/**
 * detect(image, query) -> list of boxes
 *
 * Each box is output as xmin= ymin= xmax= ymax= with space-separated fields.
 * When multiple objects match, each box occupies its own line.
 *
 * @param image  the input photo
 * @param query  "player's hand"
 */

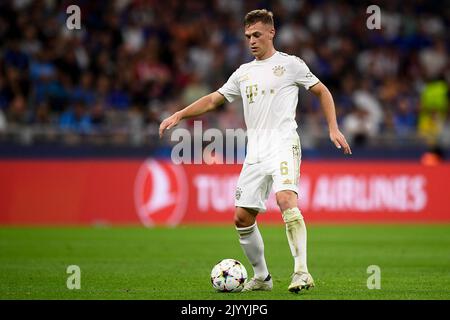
xmin=159 ymin=112 xmax=182 ymax=138
xmin=330 ymin=129 xmax=352 ymax=155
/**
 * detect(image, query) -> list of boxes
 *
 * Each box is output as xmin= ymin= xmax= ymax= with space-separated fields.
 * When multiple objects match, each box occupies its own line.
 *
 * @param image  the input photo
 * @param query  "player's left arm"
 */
xmin=309 ymin=82 xmax=352 ymax=155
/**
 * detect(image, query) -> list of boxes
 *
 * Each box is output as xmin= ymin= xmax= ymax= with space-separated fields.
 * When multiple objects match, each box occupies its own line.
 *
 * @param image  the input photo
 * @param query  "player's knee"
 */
xmin=234 ymin=215 xmax=252 ymax=228
xmin=234 ymin=208 xmax=256 ymax=228
xmin=276 ymin=191 xmax=297 ymax=211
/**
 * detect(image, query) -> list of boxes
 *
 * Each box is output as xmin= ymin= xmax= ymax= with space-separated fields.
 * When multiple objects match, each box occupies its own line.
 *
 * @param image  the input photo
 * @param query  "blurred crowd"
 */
xmin=0 ymin=0 xmax=448 ymax=148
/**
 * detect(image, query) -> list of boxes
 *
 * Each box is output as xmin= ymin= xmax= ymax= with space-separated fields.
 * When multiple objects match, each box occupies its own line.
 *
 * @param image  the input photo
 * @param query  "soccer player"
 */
xmin=159 ymin=9 xmax=352 ymax=293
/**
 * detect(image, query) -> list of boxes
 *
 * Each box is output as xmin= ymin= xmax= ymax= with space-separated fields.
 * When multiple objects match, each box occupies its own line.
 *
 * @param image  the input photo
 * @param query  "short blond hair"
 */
xmin=244 ymin=9 xmax=274 ymax=27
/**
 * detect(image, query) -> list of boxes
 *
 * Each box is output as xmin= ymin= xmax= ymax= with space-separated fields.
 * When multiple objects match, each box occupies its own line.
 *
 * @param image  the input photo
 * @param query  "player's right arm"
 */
xmin=159 ymin=91 xmax=225 ymax=138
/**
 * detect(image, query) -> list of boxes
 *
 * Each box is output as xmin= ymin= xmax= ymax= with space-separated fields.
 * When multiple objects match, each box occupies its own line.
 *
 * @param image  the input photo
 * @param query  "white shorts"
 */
xmin=235 ymin=137 xmax=301 ymax=212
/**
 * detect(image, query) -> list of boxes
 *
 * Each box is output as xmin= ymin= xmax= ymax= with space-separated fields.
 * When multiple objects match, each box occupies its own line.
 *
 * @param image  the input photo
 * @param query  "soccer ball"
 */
xmin=210 ymin=258 xmax=247 ymax=292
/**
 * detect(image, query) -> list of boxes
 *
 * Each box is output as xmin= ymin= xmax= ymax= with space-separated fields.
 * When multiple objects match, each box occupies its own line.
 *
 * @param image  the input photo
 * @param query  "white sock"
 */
xmin=282 ymin=207 xmax=308 ymax=274
xmin=236 ymin=222 xmax=269 ymax=280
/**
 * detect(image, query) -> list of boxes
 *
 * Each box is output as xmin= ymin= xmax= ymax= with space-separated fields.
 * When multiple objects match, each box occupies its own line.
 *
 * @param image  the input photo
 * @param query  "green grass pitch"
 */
xmin=1 ymin=224 xmax=449 ymax=300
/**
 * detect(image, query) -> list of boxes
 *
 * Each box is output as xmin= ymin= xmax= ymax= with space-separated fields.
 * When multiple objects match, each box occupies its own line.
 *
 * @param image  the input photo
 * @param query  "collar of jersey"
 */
xmin=253 ymin=51 xmax=279 ymax=64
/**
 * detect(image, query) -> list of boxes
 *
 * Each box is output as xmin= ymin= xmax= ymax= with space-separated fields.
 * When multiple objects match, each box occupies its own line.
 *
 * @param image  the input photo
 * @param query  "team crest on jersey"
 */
xmin=272 ymin=65 xmax=286 ymax=77
xmin=235 ymin=187 xmax=242 ymax=200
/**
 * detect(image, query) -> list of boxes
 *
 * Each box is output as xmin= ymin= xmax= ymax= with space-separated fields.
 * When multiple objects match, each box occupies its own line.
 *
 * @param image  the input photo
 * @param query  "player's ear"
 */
xmin=269 ymin=27 xmax=275 ymax=40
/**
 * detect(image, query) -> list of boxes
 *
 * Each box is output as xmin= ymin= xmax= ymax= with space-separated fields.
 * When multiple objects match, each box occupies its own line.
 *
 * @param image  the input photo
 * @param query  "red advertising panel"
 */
xmin=0 ymin=160 xmax=449 ymax=225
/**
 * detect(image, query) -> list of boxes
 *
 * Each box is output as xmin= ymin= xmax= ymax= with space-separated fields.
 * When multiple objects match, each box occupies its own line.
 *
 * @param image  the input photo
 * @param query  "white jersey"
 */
xmin=218 ymin=51 xmax=320 ymax=164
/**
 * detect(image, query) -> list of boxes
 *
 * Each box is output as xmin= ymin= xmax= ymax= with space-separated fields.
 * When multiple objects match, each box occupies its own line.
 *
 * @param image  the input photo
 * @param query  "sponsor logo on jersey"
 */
xmin=283 ymin=179 xmax=293 ymax=185
xmin=245 ymin=84 xmax=258 ymax=103
xmin=134 ymin=159 xmax=188 ymax=226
